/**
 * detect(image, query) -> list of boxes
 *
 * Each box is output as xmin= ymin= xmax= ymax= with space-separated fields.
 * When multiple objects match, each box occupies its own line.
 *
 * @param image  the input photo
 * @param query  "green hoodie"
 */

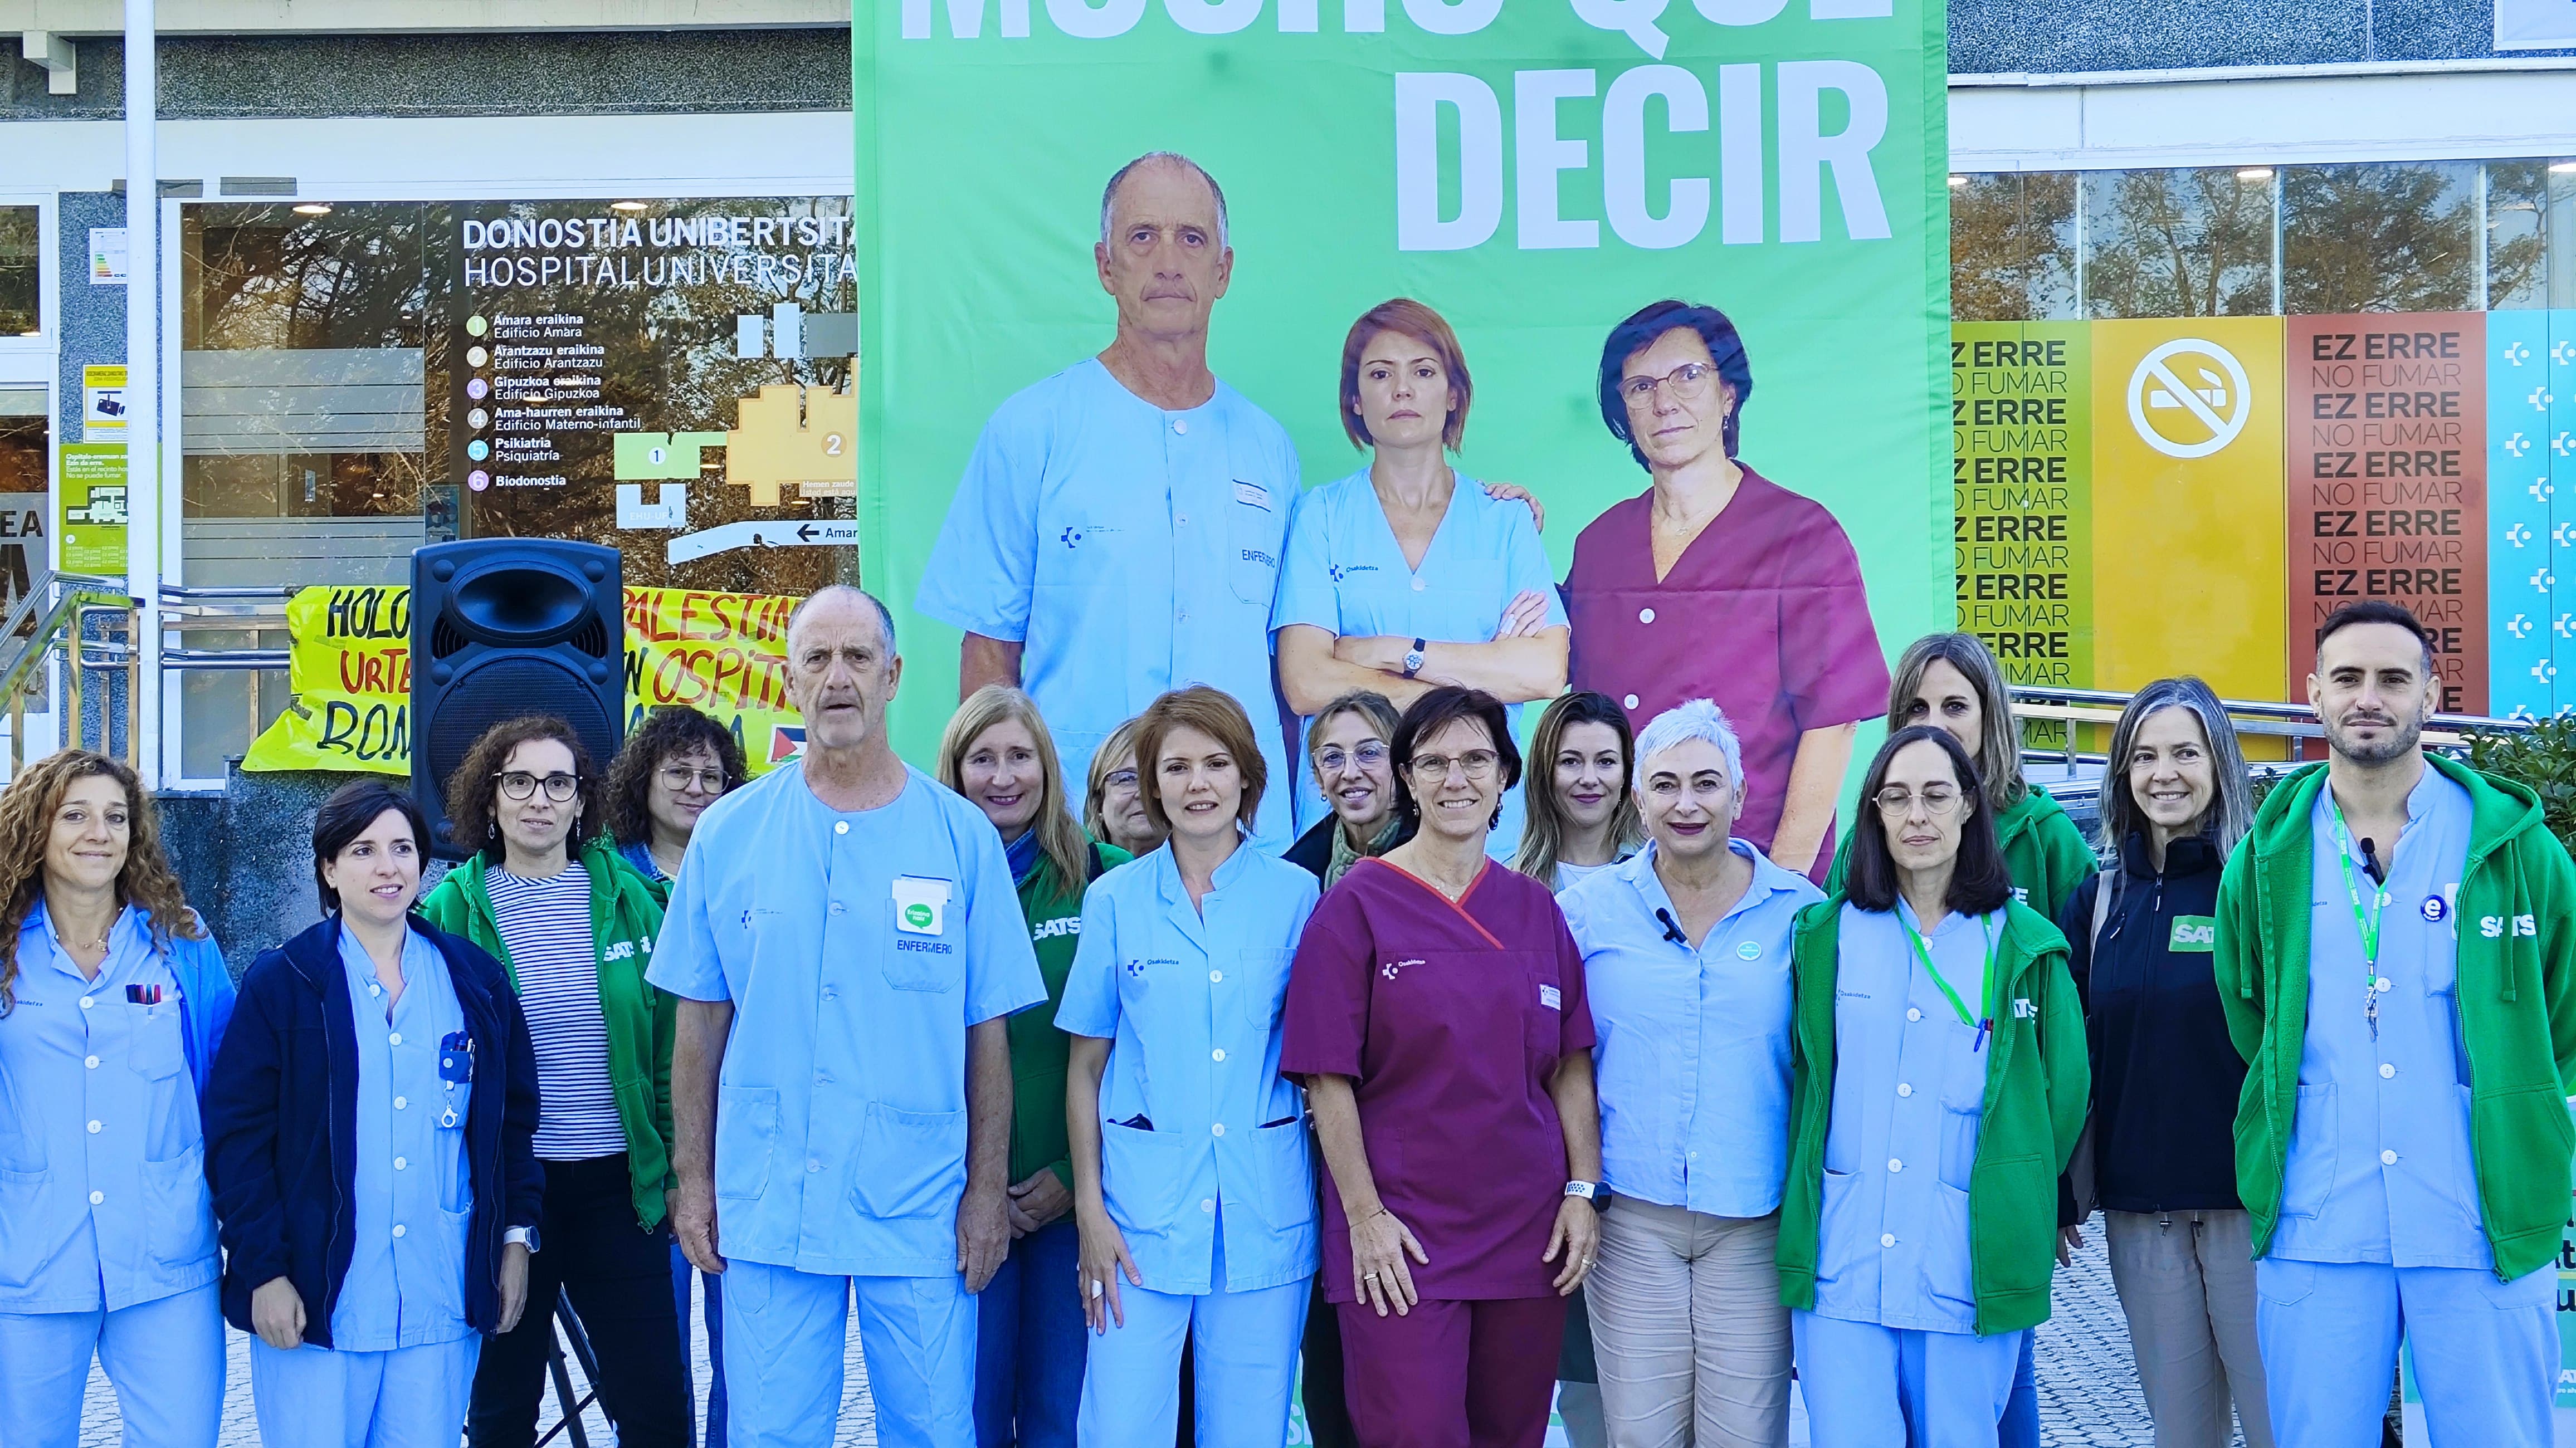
xmin=2212 ymin=755 xmax=2576 ymax=1279
xmin=1824 ymin=787 xmax=2097 ymax=921
xmin=1776 ymin=896 xmax=2090 ymax=1336
xmin=1011 ymin=836 xmax=1131 ymax=1191
xmin=418 ymin=837 xmax=676 ymax=1231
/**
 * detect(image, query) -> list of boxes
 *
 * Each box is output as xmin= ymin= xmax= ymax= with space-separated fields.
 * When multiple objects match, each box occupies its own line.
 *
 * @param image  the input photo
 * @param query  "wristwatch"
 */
xmin=504 ymin=1226 xmax=541 ymax=1253
xmin=1401 ymin=638 xmax=1427 ymax=679
xmin=1564 ymin=1180 xmax=1608 ymax=1211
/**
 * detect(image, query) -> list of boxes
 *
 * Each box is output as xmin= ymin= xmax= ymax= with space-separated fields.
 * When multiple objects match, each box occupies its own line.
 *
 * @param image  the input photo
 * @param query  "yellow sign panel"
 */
xmin=2089 ymin=317 xmax=2287 ymax=711
xmin=245 ymin=584 xmax=804 ymax=777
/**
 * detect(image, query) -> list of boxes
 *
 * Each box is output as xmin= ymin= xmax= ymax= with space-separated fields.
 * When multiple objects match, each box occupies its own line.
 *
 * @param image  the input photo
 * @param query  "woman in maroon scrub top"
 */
xmin=1562 ymin=300 xmax=1889 ymax=881
xmin=1282 ymin=686 xmax=1604 ymax=1448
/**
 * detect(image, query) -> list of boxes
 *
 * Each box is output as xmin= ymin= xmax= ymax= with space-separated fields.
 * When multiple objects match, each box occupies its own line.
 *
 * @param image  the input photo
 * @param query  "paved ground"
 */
xmin=86 ymin=1223 xmax=2208 ymax=1447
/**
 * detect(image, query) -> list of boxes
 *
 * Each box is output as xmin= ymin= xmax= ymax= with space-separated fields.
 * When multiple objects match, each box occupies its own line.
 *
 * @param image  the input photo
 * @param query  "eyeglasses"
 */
xmin=1105 ymin=769 xmax=1140 ymax=791
xmin=657 ymin=765 xmax=728 ymax=794
xmin=1872 ymin=785 xmax=1965 ymax=818
xmin=1314 ymin=741 xmax=1389 ymax=773
xmin=1406 ymin=750 xmax=1499 ymax=783
xmin=1619 ymin=362 xmax=1719 ymax=408
xmin=496 ymin=771 xmax=580 ymax=803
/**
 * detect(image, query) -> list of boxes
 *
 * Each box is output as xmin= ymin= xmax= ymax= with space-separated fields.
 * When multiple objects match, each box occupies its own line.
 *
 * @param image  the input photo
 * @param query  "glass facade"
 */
xmin=0 ymin=208 xmax=35 ymax=338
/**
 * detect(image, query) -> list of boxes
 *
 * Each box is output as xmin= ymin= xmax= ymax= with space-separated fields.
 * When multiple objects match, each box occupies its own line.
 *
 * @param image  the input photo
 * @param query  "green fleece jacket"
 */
xmin=418 ymin=838 xmax=676 ymax=1231
xmin=1011 ymin=836 xmax=1131 ymax=1192
xmin=1824 ymin=787 xmax=2097 ymax=920
xmin=2212 ymin=755 xmax=2576 ymax=1279
xmin=1776 ymin=896 xmax=2090 ymax=1336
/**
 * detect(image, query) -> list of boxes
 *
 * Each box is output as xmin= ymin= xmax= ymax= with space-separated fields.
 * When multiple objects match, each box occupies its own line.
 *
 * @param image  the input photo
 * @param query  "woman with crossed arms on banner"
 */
xmin=0 ymin=750 xmax=233 ymax=1448
xmin=1271 ymin=298 xmax=1567 ymax=852
xmin=1777 ymin=727 xmax=2085 ymax=1448
xmin=1058 ymin=684 xmax=1320 ymax=1446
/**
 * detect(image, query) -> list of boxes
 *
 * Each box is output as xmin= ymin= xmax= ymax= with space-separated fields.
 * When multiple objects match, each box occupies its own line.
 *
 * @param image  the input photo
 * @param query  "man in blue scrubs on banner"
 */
xmin=652 ymin=586 xmax=1046 ymax=1448
xmin=917 ymin=151 xmax=1300 ymax=851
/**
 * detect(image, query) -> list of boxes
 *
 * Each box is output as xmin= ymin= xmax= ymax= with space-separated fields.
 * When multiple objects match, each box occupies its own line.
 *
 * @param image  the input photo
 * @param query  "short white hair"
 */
xmin=1632 ymin=698 xmax=1744 ymax=790
xmin=1100 ymin=151 xmax=1230 ymax=250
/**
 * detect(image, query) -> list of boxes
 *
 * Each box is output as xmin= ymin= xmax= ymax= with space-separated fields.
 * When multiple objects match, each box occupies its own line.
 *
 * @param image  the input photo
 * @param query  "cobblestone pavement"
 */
xmin=87 ymin=1224 xmax=2214 ymax=1447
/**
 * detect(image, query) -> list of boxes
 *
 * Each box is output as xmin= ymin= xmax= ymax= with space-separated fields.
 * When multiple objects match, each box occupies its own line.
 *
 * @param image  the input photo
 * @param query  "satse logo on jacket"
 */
xmin=2479 ymin=914 xmax=2540 ymax=938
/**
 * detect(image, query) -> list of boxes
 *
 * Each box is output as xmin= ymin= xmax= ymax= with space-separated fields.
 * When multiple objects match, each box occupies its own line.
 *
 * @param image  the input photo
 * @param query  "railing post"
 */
xmin=125 ymin=607 xmax=141 ymax=767
xmin=66 ymin=628 xmax=82 ymax=755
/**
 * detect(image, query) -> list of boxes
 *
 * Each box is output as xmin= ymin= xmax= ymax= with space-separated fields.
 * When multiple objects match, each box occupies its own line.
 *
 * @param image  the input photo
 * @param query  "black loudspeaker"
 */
xmin=410 ymin=539 xmax=624 ymax=859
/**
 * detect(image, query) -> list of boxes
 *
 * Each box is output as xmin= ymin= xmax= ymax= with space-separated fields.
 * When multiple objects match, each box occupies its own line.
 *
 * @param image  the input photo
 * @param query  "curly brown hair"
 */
xmin=0 ymin=751 xmax=204 ymax=1014
xmin=606 ymin=706 xmax=748 ymax=849
xmin=443 ymin=715 xmax=606 ymax=858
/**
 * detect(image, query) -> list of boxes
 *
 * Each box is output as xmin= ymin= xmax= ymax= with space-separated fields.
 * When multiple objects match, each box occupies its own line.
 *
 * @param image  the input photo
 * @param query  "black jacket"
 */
xmin=1284 ymin=814 xmax=1416 ymax=886
xmin=2057 ymin=832 xmax=2246 ymax=1214
xmin=201 ymin=916 xmax=543 ymax=1347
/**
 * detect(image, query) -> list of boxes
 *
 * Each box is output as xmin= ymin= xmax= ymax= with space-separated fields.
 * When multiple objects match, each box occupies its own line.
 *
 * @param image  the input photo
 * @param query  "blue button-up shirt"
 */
xmin=2274 ymin=766 xmax=2485 ymax=1268
xmin=1560 ymin=840 xmax=1819 ymax=1219
xmin=1812 ymin=901 xmax=2004 ymax=1334
xmin=648 ymin=762 xmax=1047 ymax=1278
xmin=1056 ymin=842 xmax=1320 ymax=1295
xmin=918 ymin=358 xmax=1299 ymax=851
xmin=0 ymin=906 xmax=221 ymax=1313
xmin=330 ymin=924 xmax=475 ymax=1351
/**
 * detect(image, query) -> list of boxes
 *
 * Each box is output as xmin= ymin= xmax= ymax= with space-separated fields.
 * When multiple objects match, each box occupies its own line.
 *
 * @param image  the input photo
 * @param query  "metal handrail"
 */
xmin=160 ymin=583 xmax=299 ymax=603
xmin=0 ymin=574 xmax=146 ymax=774
xmin=2007 ymin=682 xmax=2538 ymax=736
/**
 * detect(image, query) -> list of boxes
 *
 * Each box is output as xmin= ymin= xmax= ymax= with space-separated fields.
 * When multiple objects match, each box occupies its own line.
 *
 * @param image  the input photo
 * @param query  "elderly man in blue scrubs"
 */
xmin=2216 ymin=600 xmax=2576 ymax=1448
xmin=653 ymin=586 xmax=1046 ymax=1448
xmin=916 ymin=151 xmax=1301 ymax=851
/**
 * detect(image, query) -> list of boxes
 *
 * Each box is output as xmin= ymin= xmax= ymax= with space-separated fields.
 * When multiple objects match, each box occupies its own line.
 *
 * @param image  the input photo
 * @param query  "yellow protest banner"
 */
xmin=243 ymin=585 xmax=803 ymax=776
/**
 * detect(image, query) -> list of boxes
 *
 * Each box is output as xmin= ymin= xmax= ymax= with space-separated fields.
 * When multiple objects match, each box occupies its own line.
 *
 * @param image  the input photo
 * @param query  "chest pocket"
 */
xmin=129 ymin=997 xmax=187 ymax=1080
xmin=1228 ymin=483 xmax=1287 ymax=606
xmin=1237 ymin=948 xmax=1295 ymax=1031
xmin=881 ymin=898 xmax=960 ymax=993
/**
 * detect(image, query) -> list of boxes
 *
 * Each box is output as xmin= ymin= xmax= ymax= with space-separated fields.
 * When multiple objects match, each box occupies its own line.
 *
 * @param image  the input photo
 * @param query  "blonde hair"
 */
xmin=0 ymin=751 xmax=204 ymax=1014
xmin=1084 ymin=716 xmax=1150 ymax=847
xmin=938 ymin=685 xmax=1090 ymax=889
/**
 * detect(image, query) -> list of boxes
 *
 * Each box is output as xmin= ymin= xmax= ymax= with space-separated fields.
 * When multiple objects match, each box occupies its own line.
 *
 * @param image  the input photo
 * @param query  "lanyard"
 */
xmin=2326 ymin=795 xmax=2390 ymax=1038
xmin=1899 ymin=910 xmax=1998 ymax=1048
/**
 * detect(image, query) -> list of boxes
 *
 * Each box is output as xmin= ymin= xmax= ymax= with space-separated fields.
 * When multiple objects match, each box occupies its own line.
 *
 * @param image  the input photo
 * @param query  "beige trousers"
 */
xmin=1585 ymin=1198 xmax=1790 ymax=1448
xmin=2103 ymin=1209 xmax=2273 ymax=1448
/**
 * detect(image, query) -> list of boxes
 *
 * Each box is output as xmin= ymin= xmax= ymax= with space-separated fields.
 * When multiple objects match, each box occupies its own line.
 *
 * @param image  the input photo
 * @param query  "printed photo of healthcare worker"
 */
xmin=915 ymin=151 xmax=1301 ymax=850
xmin=1271 ymin=299 xmax=1567 ymax=853
xmin=1562 ymin=300 xmax=1891 ymax=882
xmin=0 ymin=750 xmax=234 ymax=1448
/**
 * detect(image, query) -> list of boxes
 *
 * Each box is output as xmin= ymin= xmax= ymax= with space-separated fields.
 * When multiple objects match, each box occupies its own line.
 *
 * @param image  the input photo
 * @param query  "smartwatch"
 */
xmin=1564 ymin=1180 xmax=1608 ymax=1211
xmin=1401 ymin=638 xmax=1428 ymax=679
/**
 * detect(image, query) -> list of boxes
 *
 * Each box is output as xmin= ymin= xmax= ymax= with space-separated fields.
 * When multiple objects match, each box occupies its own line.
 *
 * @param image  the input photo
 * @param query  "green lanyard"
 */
xmin=1899 ymin=910 xmax=1998 ymax=1048
xmin=2326 ymin=795 xmax=2384 ymax=974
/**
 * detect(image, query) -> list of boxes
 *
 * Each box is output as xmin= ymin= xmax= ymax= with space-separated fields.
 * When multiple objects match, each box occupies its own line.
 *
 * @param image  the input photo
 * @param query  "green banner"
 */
xmin=57 ymin=444 xmax=128 ymax=576
xmin=858 ymin=0 xmax=1953 ymax=765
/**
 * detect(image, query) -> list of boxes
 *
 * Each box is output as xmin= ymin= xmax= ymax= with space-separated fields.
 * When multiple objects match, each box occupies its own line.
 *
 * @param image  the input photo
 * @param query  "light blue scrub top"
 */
xmin=916 ymin=359 xmax=1300 ymax=852
xmin=2273 ymin=767 xmax=2486 ymax=1269
xmin=1056 ymin=842 xmax=1321 ymax=1296
xmin=0 ymin=906 xmax=219 ymax=1314
xmin=1560 ymin=840 xmax=1821 ymax=1219
xmin=647 ymin=762 xmax=1047 ymax=1279
xmin=1812 ymin=901 xmax=2005 ymax=1336
xmin=331 ymin=924 xmax=475 ymax=1352
xmin=1269 ymin=468 xmax=1565 ymax=847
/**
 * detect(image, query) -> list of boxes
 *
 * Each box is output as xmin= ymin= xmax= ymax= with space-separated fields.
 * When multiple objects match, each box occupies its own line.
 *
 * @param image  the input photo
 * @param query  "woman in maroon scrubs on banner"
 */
xmin=1283 ymin=686 xmax=1604 ymax=1448
xmin=1561 ymin=300 xmax=1889 ymax=881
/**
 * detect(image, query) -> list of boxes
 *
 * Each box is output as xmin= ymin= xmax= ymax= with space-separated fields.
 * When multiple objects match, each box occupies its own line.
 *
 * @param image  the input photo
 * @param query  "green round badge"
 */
xmin=903 ymin=902 xmax=934 ymax=930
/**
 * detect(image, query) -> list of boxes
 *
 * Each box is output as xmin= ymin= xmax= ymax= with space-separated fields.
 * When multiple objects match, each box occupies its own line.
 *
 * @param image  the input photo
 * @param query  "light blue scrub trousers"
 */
xmin=0 ymin=1280 xmax=225 ymax=1448
xmin=723 ymin=1258 xmax=979 ymax=1448
xmin=249 ymin=1332 xmax=483 ymax=1448
xmin=1792 ymin=1312 xmax=2027 ymax=1448
xmin=2255 ymin=1257 xmax=2557 ymax=1447
xmin=1072 ymin=1221 xmax=1309 ymax=1448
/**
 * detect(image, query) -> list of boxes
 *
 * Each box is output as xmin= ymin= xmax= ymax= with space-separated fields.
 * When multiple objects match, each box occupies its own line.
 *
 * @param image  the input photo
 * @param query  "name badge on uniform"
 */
xmin=2169 ymin=916 xmax=2216 ymax=952
xmin=892 ymin=875 xmax=953 ymax=936
xmin=1539 ymin=984 xmax=1563 ymax=1011
xmin=440 ymin=1031 xmax=475 ymax=1083
xmin=1233 ymin=480 xmax=1272 ymax=511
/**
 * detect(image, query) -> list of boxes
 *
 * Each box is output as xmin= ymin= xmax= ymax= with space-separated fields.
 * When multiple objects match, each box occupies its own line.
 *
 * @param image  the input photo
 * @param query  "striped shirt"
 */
xmin=486 ymin=862 xmax=625 ymax=1161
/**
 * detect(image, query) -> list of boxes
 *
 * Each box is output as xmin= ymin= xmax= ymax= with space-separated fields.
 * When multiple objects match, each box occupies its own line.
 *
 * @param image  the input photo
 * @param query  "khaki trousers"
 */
xmin=2103 ymin=1209 xmax=2272 ymax=1448
xmin=1586 ymin=1198 xmax=1790 ymax=1448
